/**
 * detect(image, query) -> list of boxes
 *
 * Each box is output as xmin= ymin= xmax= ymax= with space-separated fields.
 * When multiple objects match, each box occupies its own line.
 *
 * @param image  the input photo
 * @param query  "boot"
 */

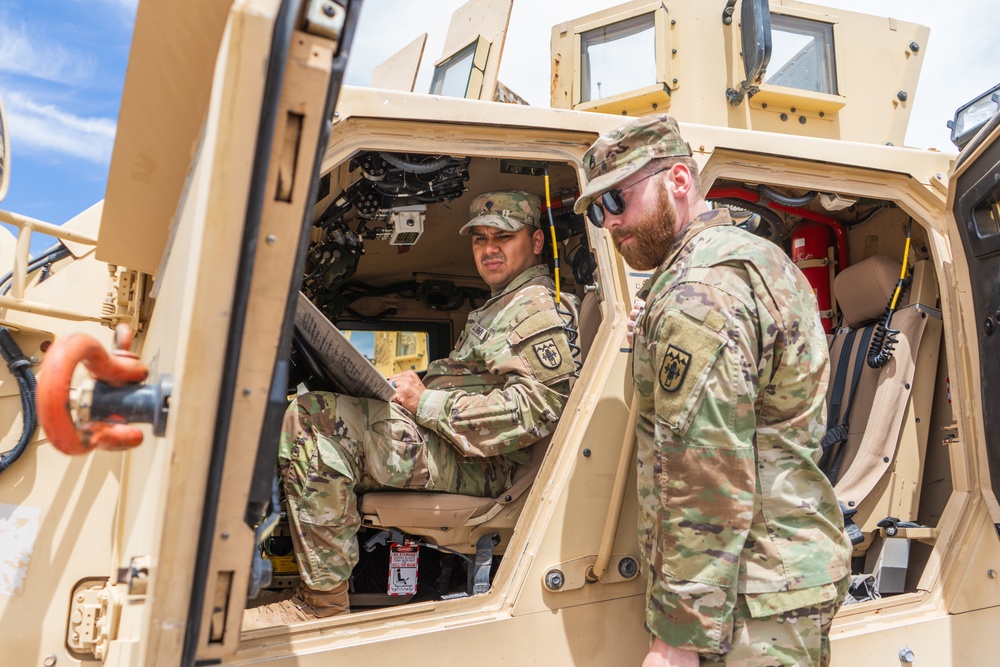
xmin=242 ymin=581 xmax=350 ymax=630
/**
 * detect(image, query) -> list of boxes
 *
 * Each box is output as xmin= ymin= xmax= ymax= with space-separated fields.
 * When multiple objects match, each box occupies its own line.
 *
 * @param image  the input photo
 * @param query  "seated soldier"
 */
xmin=244 ymin=190 xmax=579 ymax=628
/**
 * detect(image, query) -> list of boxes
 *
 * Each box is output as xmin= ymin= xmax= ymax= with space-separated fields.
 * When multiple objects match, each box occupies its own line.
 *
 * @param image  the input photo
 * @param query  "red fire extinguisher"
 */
xmin=791 ymin=222 xmax=835 ymax=333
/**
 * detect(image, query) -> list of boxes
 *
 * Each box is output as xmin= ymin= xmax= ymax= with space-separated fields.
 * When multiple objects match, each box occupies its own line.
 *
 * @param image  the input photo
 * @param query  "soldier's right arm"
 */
xmin=639 ymin=275 xmax=759 ymax=654
xmin=414 ymin=287 xmax=578 ymax=458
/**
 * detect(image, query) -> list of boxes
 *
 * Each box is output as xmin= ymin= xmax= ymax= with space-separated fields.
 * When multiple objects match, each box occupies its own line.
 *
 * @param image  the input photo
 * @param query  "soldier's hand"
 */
xmin=627 ymin=297 xmax=646 ymax=346
xmin=641 ymin=638 xmax=698 ymax=667
xmin=389 ymin=370 xmax=425 ymax=414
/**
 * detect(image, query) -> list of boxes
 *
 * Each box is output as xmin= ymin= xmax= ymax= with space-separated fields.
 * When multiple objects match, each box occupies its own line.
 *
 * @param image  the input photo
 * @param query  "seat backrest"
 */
xmin=578 ymin=290 xmax=601 ymax=364
xmin=825 ymin=256 xmax=937 ymax=518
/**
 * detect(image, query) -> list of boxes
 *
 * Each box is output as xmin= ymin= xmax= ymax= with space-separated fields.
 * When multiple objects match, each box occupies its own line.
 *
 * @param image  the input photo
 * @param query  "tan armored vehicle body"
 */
xmin=0 ymin=0 xmax=999 ymax=665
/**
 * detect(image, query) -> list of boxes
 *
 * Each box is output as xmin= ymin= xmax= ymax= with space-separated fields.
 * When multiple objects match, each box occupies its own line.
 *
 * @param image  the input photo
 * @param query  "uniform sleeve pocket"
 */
xmin=653 ymin=310 xmax=728 ymax=436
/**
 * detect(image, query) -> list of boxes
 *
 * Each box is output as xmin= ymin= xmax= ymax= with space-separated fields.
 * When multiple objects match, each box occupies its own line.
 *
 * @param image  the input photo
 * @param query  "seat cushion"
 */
xmin=359 ymin=492 xmax=496 ymax=529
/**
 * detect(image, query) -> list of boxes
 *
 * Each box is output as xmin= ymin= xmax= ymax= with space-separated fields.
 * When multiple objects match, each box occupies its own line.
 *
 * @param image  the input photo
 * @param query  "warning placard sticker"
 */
xmin=388 ymin=543 xmax=419 ymax=596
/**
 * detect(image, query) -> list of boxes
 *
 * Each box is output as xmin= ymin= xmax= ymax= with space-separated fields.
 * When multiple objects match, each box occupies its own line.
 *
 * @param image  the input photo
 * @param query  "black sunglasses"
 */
xmin=586 ymin=167 xmax=671 ymax=228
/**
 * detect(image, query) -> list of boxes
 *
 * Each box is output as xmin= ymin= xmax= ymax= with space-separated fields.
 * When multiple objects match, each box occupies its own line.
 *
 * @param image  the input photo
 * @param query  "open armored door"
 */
xmin=24 ymin=1 xmax=361 ymax=665
xmin=947 ymin=114 xmax=1000 ymax=525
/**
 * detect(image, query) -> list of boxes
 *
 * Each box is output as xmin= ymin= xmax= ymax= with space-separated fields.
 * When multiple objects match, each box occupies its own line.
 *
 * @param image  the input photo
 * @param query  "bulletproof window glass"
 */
xmin=972 ymin=182 xmax=1000 ymax=239
xmin=579 ymin=13 xmax=656 ymax=103
xmin=765 ymin=14 xmax=838 ymax=95
xmin=430 ymin=41 xmax=477 ymax=98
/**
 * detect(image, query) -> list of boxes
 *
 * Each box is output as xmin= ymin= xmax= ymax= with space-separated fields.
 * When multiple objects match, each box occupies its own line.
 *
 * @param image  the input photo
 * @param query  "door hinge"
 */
xmin=102 ymin=265 xmax=145 ymax=332
xmin=67 ymin=578 xmax=120 ymax=661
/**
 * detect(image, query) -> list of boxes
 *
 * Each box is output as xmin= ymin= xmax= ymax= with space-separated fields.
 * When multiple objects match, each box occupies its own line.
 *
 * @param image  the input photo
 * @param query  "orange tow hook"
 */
xmin=37 ymin=324 xmax=170 ymax=455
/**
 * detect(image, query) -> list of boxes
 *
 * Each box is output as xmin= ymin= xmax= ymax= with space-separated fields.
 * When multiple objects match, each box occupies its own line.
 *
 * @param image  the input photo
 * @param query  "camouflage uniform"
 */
xmin=282 ymin=191 xmax=578 ymax=592
xmin=576 ymin=116 xmax=852 ymax=663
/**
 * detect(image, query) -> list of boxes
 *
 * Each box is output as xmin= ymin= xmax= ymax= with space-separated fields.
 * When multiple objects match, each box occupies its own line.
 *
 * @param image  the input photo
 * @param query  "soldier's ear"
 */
xmin=532 ymin=228 xmax=545 ymax=255
xmin=666 ymin=162 xmax=694 ymax=199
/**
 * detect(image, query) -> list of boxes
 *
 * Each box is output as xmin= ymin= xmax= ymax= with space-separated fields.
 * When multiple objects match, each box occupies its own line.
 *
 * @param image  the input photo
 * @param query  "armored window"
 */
xmin=430 ymin=38 xmax=489 ymax=99
xmin=765 ymin=14 xmax=838 ymax=95
xmin=579 ymin=13 xmax=657 ymax=104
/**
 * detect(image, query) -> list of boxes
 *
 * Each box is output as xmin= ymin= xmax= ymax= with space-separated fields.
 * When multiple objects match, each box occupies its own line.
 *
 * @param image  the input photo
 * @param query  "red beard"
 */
xmin=611 ymin=180 xmax=677 ymax=271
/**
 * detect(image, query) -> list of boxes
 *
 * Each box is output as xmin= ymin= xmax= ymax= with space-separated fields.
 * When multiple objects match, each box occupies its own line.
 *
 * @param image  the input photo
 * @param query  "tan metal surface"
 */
xmin=371 ymin=34 xmax=427 ymax=92
xmin=99 ymin=0 xmax=235 ymax=276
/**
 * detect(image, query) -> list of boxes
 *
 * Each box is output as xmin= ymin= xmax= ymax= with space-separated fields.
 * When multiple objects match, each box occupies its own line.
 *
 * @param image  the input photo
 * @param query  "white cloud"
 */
xmin=5 ymin=92 xmax=116 ymax=165
xmin=0 ymin=22 xmax=96 ymax=85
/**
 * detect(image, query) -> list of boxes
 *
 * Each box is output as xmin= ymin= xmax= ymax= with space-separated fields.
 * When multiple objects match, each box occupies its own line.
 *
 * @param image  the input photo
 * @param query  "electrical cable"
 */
xmin=378 ymin=153 xmax=452 ymax=174
xmin=0 ymin=327 xmax=38 ymax=473
xmin=0 ymin=244 xmax=72 ymax=296
xmin=758 ymin=185 xmax=818 ymax=207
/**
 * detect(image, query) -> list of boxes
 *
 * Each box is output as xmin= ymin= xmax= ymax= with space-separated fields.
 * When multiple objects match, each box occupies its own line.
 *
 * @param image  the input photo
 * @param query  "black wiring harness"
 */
xmin=0 ymin=327 xmax=38 ymax=473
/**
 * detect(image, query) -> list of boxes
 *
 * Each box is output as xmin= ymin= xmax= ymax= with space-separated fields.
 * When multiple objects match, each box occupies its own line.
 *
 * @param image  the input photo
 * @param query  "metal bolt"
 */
xmin=671 ymin=49 xmax=677 ymax=55
xmin=799 ymin=116 xmax=807 ymax=125
xmin=44 ymin=656 xmax=58 ymax=667
xmin=986 ymin=318 xmax=995 ymax=336
xmin=545 ymin=570 xmax=565 ymax=591
xmin=266 ymin=234 xmax=277 ymax=245
xmin=780 ymin=113 xmax=788 ymax=122
xmin=989 ymin=569 xmax=997 ymax=579
xmin=243 ymin=387 xmax=252 ymax=396
xmin=618 ymin=557 xmax=639 ymax=578
xmin=819 ymin=111 xmax=826 ymax=118
xmin=583 ymin=448 xmax=591 ymax=457
xmin=504 ymin=494 xmax=512 ymax=502
xmin=897 ymin=91 xmax=908 ymax=102
xmin=899 ymin=646 xmax=915 ymax=663
xmin=671 ymin=19 xmax=676 ymax=25
xmin=221 ymin=532 xmax=230 ymax=540
xmin=322 ymin=2 xmax=336 ymax=17
xmin=909 ymin=41 xmax=920 ymax=52
xmin=672 ymin=78 xmax=678 ymax=84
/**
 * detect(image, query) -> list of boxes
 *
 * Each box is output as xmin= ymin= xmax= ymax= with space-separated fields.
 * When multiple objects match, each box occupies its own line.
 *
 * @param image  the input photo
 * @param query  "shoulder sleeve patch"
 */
xmin=653 ymin=309 xmax=728 ymax=435
xmin=508 ymin=310 xmax=576 ymax=383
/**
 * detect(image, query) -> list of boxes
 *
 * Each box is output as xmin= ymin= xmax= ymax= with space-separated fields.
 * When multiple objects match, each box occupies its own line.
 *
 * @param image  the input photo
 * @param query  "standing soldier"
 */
xmin=244 ymin=190 xmax=579 ymax=629
xmin=575 ymin=115 xmax=851 ymax=666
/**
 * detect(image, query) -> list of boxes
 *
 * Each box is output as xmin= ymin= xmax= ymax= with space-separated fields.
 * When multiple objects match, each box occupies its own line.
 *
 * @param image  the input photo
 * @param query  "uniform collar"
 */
xmin=490 ymin=263 xmax=549 ymax=298
xmin=657 ymin=207 xmax=732 ymax=273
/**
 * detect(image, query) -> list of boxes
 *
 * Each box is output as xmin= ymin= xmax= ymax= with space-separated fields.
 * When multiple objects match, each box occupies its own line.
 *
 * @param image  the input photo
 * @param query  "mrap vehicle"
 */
xmin=1 ymin=0 xmax=999 ymax=665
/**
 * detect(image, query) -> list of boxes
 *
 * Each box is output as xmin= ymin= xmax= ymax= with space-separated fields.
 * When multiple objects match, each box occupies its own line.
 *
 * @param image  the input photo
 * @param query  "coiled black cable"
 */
xmin=0 ymin=327 xmax=38 ymax=473
xmin=867 ymin=221 xmax=913 ymax=369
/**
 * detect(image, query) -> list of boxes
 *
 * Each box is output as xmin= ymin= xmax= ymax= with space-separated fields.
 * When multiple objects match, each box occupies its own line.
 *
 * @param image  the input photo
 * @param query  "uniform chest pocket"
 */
xmin=653 ymin=310 xmax=728 ymax=436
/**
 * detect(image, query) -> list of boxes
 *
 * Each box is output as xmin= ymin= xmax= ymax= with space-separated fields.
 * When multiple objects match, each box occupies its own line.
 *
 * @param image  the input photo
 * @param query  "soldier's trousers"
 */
xmin=279 ymin=391 xmax=516 ymax=591
xmin=701 ymin=578 xmax=848 ymax=666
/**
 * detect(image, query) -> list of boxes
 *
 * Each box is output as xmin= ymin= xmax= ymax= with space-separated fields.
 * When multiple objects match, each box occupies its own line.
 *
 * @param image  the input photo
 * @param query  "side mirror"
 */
xmin=726 ymin=0 xmax=772 ymax=106
xmin=0 ymin=92 xmax=9 ymax=203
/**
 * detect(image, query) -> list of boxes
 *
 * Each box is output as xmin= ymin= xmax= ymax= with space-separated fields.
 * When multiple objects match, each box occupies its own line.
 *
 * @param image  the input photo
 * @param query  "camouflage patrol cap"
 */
xmin=459 ymin=190 xmax=542 ymax=235
xmin=573 ymin=114 xmax=692 ymax=214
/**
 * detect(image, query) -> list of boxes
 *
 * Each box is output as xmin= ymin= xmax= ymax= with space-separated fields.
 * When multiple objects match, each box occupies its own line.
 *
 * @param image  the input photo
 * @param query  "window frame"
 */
xmin=571 ymin=2 xmax=674 ymax=110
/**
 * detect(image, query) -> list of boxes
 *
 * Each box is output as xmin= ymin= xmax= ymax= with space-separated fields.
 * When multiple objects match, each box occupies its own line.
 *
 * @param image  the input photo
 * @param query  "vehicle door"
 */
xmin=946 ymin=113 xmax=1000 ymax=524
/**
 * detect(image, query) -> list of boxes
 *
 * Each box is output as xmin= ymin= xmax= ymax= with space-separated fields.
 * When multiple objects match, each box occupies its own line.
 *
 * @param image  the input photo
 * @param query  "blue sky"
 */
xmin=0 ymin=0 xmax=136 ymax=254
xmin=1 ymin=0 xmax=997 ymax=257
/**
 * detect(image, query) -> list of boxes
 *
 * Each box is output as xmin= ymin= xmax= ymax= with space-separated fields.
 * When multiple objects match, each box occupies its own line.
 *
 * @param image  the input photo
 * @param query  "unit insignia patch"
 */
xmin=532 ymin=338 xmax=562 ymax=369
xmin=659 ymin=344 xmax=691 ymax=392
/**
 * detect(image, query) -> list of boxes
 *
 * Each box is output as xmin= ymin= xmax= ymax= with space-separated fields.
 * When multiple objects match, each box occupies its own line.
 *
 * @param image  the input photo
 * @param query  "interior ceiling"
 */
xmin=341 ymin=156 xmax=580 ymax=286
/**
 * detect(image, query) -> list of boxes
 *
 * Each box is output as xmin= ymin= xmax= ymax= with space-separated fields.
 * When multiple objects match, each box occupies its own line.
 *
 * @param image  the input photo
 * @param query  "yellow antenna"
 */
xmin=543 ymin=167 xmax=561 ymax=304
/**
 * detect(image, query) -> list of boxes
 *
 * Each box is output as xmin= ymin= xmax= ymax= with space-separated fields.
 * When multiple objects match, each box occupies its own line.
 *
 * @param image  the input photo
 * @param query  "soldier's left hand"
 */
xmin=389 ymin=370 xmax=426 ymax=414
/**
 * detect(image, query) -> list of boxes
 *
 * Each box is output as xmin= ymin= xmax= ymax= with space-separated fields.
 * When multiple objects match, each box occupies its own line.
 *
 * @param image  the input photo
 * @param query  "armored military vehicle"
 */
xmin=1 ymin=0 xmax=999 ymax=664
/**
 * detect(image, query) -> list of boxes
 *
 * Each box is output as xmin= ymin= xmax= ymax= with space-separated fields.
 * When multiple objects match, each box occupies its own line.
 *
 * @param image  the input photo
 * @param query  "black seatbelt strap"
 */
xmin=827 ymin=325 xmax=874 ymax=482
xmin=819 ymin=328 xmax=857 ymax=473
